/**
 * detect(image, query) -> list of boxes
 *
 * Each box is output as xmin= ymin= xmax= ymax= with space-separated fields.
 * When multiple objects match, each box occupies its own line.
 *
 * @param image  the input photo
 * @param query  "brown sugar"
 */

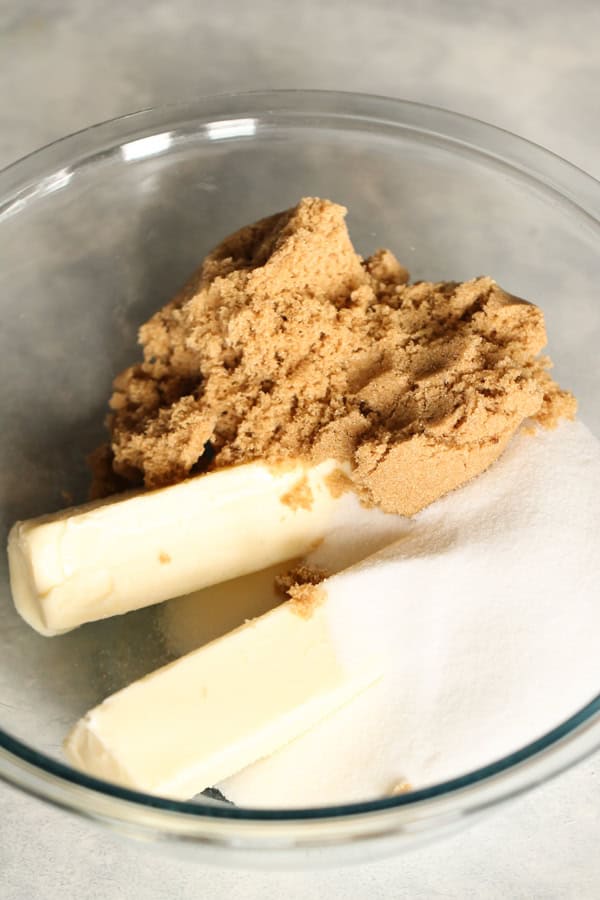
xmin=279 ymin=475 xmax=314 ymax=512
xmin=275 ymin=564 xmax=329 ymax=618
xmin=91 ymin=198 xmax=576 ymax=515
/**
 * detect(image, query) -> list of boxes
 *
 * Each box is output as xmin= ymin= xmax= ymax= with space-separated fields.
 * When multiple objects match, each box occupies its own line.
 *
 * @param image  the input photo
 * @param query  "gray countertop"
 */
xmin=1 ymin=1 xmax=599 ymax=896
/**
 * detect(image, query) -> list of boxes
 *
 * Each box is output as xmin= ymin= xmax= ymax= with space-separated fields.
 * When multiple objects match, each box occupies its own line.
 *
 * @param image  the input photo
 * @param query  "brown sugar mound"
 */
xmin=91 ymin=198 xmax=576 ymax=514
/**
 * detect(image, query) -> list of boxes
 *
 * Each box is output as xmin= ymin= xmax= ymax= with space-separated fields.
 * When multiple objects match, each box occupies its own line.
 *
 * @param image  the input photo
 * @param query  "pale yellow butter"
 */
xmin=8 ymin=459 xmax=343 ymax=636
xmin=64 ymin=597 xmax=379 ymax=798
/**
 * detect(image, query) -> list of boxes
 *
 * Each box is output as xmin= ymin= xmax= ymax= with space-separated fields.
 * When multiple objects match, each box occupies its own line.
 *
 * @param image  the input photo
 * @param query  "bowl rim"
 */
xmin=1 ymin=88 xmax=600 ymax=849
xmin=1 ymin=89 xmax=599 ymax=223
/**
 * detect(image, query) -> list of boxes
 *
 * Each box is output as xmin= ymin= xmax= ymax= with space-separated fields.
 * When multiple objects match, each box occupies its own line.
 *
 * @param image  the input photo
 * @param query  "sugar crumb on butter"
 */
xmin=324 ymin=468 xmax=353 ymax=499
xmin=279 ymin=475 xmax=314 ymax=512
xmin=275 ymin=564 xmax=329 ymax=618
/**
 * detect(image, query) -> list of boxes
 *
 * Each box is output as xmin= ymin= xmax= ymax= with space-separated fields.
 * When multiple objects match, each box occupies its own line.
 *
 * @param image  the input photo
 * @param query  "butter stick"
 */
xmin=8 ymin=459 xmax=343 ymax=636
xmin=64 ymin=595 xmax=379 ymax=799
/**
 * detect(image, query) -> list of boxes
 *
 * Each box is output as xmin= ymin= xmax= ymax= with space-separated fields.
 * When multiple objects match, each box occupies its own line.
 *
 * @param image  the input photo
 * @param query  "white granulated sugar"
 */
xmin=220 ymin=419 xmax=600 ymax=808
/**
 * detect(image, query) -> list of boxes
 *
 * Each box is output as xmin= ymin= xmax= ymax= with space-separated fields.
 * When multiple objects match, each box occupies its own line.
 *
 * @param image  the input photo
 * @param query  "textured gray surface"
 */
xmin=1 ymin=1 xmax=599 ymax=896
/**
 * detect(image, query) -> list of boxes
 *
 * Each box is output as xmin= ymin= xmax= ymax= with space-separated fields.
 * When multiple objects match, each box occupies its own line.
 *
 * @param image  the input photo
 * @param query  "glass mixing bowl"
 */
xmin=1 ymin=91 xmax=599 ymax=868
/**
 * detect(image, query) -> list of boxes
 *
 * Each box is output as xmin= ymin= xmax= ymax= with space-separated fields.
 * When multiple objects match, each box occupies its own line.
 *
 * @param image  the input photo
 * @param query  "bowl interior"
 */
xmin=1 ymin=96 xmax=599 ymax=817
